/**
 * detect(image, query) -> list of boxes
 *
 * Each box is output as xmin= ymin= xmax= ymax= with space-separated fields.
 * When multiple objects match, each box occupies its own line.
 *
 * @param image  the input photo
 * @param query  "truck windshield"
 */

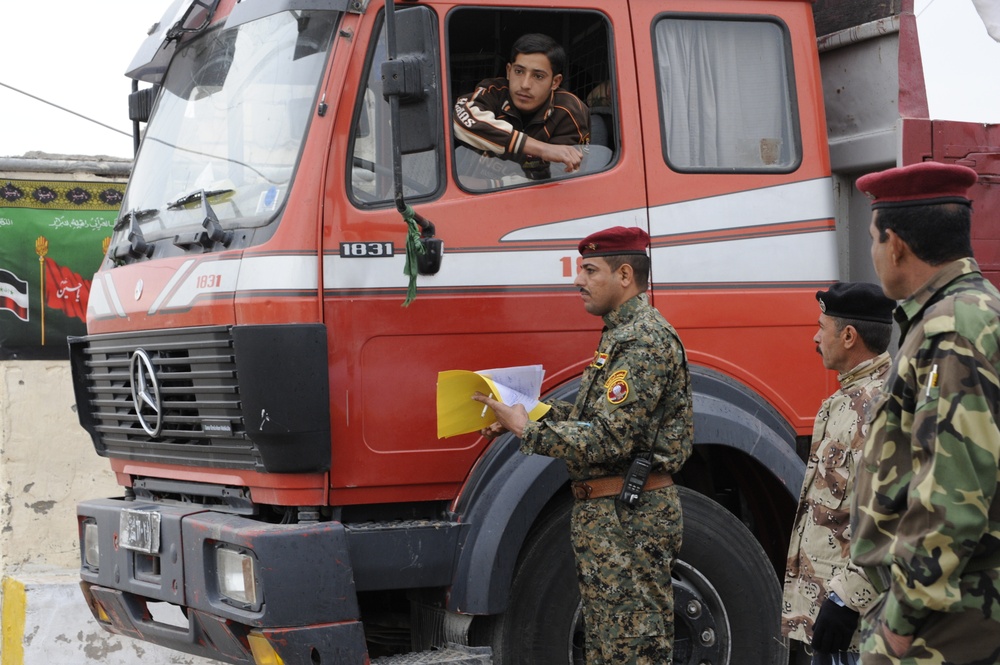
xmin=117 ymin=9 xmax=338 ymax=249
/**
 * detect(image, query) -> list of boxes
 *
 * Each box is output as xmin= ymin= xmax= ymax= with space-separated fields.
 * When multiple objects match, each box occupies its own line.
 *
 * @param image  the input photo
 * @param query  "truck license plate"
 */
xmin=120 ymin=508 xmax=161 ymax=554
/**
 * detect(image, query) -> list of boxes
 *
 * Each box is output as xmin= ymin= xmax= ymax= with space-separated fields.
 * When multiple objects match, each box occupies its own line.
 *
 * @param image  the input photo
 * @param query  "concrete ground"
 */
xmin=1 ymin=570 xmax=221 ymax=665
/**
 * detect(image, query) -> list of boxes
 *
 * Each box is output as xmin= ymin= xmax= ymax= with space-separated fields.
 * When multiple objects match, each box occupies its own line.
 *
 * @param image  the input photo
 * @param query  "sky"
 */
xmin=0 ymin=1 xmax=172 ymax=159
xmin=0 ymin=0 xmax=998 ymax=160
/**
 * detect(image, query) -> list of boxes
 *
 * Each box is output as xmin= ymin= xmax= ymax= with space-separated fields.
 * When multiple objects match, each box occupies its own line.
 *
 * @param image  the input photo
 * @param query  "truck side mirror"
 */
xmin=418 ymin=237 xmax=443 ymax=276
xmin=380 ymin=6 xmax=439 ymax=155
xmin=128 ymin=86 xmax=159 ymax=124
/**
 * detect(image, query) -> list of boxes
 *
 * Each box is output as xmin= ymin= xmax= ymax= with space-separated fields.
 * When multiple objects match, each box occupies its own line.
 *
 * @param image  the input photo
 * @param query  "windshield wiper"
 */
xmin=110 ymin=207 xmax=158 ymax=260
xmin=168 ymin=189 xmax=235 ymax=251
xmin=113 ymin=207 xmax=159 ymax=232
xmin=167 ymin=188 xmax=234 ymax=210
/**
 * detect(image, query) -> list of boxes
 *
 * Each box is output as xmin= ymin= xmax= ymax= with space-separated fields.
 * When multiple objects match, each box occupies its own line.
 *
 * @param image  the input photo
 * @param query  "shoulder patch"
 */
xmin=604 ymin=369 xmax=628 ymax=388
xmin=605 ymin=369 xmax=630 ymax=405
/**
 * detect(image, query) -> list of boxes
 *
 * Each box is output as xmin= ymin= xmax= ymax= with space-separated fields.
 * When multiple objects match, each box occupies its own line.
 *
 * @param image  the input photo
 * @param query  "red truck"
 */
xmin=72 ymin=0 xmax=999 ymax=663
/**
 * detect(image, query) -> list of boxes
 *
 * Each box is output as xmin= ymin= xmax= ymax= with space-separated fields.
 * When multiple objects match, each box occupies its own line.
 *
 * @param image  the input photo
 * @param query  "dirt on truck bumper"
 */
xmin=78 ymin=497 xmax=368 ymax=665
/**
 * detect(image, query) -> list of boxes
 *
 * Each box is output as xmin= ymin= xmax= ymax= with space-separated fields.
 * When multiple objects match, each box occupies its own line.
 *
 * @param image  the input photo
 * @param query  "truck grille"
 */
xmin=70 ymin=326 xmax=262 ymax=470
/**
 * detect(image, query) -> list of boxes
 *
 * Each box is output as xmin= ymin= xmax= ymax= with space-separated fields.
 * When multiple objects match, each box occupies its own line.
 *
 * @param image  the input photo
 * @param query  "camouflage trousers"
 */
xmin=859 ymin=569 xmax=1000 ymax=664
xmin=570 ymin=484 xmax=682 ymax=665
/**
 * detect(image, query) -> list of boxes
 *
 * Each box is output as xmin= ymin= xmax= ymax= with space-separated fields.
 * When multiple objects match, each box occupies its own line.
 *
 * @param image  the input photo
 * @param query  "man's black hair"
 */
xmin=510 ymin=33 xmax=566 ymax=78
xmin=873 ymin=202 xmax=973 ymax=265
xmin=833 ymin=317 xmax=893 ymax=355
xmin=605 ymin=254 xmax=650 ymax=291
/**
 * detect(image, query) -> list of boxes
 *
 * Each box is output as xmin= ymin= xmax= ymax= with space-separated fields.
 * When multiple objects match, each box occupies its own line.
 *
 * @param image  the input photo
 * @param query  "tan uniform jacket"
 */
xmin=782 ymin=353 xmax=890 ymax=647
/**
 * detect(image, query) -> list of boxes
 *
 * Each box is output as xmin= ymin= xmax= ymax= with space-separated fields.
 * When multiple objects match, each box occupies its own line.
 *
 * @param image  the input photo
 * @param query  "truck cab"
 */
xmin=72 ymin=0 xmax=999 ymax=663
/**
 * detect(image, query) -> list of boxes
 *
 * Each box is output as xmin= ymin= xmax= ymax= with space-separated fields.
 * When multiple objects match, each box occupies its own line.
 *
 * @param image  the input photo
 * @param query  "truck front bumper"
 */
xmin=78 ymin=497 xmax=368 ymax=665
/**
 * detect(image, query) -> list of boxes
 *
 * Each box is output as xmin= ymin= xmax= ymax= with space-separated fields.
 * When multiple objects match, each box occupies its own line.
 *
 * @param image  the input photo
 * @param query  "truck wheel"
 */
xmin=472 ymin=495 xmax=584 ymax=664
xmin=673 ymin=486 xmax=788 ymax=664
xmin=475 ymin=486 xmax=787 ymax=665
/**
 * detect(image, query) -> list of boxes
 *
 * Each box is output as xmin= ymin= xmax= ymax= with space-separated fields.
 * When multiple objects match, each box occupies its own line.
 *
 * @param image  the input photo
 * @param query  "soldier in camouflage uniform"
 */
xmin=782 ymin=282 xmax=895 ymax=665
xmin=850 ymin=161 xmax=1000 ymax=664
xmin=475 ymin=226 xmax=693 ymax=664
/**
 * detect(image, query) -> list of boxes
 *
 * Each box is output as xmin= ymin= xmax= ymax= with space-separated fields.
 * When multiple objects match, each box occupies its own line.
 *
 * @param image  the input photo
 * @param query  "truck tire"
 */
xmin=474 ymin=486 xmax=787 ymax=665
xmin=472 ymin=494 xmax=584 ymax=664
xmin=673 ymin=487 xmax=788 ymax=664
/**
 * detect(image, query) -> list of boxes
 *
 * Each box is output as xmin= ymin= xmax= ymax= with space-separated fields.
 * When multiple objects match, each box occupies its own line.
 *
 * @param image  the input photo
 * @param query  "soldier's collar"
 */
xmin=898 ymin=257 xmax=979 ymax=324
xmin=838 ymin=351 xmax=891 ymax=387
xmin=603 ymin=292 xmax=648 ymax=329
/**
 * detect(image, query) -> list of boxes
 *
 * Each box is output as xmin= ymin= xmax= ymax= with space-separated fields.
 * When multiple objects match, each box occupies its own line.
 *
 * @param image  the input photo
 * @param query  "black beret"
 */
xmin=816 ymin=282 xmax=895 ymax=324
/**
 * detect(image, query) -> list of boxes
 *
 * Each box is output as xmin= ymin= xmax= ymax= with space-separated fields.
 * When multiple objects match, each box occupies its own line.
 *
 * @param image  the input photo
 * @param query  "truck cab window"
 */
xmin=113 ymin=10 xmax=339 ymax=260
xmin=447 ymin=8 xmax=615 ymax=192
xmin=655 ymin=17 xmax=801 ymax=172
xmin=348 ymin=12 xmax=443 ymax=206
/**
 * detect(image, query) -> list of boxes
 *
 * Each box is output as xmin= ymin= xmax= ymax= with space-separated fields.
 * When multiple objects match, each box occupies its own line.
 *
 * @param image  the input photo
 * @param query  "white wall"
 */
xmin=0 ymin=360 xmax=118 ymax=575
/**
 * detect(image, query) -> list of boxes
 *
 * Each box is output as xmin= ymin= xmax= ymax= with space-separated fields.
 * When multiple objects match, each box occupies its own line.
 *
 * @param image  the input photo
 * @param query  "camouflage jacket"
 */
xmin=851 ymin=258 xmax=1000 ymax=638
xmin=520 ymin=293 xmax=693 ymax=480
xmin=781 ymin=352 xmax=889 ymax=646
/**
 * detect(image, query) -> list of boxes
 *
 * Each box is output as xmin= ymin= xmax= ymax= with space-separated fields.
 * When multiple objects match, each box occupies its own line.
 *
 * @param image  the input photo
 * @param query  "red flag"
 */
xmin=44 ymin=258 xmax=90 ymax=322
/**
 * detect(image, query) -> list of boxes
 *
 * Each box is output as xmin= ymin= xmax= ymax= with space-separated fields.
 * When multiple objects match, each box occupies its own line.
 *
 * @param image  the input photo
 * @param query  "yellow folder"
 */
xmin=436 ymin=365 xmax=551 ymax=438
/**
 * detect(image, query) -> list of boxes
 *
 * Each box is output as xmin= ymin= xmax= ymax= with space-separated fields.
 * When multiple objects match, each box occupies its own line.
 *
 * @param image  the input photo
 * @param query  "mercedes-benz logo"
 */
xmin=130 ymin=349 xmax=163 ymax=437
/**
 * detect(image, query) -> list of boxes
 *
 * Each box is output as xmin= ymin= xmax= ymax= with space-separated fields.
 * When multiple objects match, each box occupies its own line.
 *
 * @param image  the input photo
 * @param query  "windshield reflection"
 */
xmin=115 ymin=9 xmax=338 ymax=251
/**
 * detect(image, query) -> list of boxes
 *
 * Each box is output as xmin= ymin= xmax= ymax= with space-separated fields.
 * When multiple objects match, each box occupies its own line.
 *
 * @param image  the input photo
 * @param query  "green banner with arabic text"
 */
xmin=0 ymin=179 xmax=125 ymax=357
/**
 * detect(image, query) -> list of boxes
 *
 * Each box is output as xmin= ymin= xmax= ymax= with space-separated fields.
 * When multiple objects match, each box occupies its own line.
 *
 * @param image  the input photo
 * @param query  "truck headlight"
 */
xmin=83 ymin=519 xmax=99 ymax=569
xmin=216 ymin=547 xmax=259 ymax=606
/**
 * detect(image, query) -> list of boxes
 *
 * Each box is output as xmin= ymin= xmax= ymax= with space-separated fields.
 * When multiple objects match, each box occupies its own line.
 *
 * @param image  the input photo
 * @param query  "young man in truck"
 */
xmin=474 ymin=226 xmax=693 ymax=664
xmin=851 ymin=161 xmax=1000 ymax=664
xmin=782 ymin=282 xmax=893 ymax=665
xmin=452 ymin=32 xmax=590 ymax=181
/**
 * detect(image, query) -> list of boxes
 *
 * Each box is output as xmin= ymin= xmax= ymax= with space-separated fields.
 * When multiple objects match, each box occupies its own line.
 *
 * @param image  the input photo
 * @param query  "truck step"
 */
xmin=345 ymin=519 xmax=460 ymax=530
xmin=370 ymin=644 xmax=492 ymax=665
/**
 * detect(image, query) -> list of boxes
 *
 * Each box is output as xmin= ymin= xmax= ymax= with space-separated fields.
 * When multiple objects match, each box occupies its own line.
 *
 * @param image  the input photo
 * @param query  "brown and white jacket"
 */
xmin=453 ymin=77 xmax=589 ymax=178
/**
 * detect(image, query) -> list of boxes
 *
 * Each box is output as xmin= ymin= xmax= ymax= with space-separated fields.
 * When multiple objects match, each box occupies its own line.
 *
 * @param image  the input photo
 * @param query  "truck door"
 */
xmin=322 ymin=2 xmax=649 ymax=503
xmin=628 ymin=0 xmax=839 ymax=432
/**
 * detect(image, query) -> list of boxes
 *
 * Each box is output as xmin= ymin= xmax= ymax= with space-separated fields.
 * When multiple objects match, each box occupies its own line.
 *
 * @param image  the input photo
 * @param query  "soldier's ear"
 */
xmin=841 ymin=324 xmax=858 ymax=349
xmin=617 ymin=263 xmax=635 ymax=288
xmin=885 ymin=229 xmax=907 ymax=265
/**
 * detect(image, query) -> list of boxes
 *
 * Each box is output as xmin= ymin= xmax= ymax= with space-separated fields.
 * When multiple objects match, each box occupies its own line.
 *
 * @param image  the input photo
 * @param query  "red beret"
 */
xmin=856 ymin=161 xmax=977 ymax=209
xmin=578 ymin=226 xmax=649 ymax=257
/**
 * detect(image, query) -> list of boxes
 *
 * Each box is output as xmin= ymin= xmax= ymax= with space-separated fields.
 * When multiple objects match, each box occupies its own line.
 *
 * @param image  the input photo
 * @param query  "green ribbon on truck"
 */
xmin=401 ymin=205 xmax=426 ymax=307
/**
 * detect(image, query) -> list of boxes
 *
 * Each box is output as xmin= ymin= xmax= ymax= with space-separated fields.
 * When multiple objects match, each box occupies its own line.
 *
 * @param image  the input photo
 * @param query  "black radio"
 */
xmin=618 ymin=455 xmax=652 ymax=506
